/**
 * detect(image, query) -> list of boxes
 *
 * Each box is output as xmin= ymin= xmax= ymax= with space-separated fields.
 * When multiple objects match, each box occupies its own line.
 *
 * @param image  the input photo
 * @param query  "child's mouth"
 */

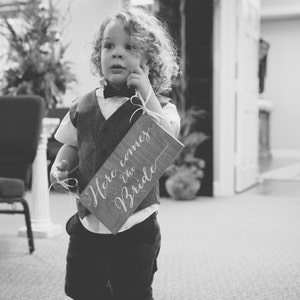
xmin=111 ymin=65 xmax=125 ymax=70
xmin=110 ymin=65 xmax=125 ymax=74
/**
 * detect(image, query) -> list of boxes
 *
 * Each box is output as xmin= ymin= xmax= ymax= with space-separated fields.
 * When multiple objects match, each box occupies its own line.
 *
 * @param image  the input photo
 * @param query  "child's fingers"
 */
xmin=54 ymin=170 xmax=68 ymax=181
xmin=50 ymin=176 xmax=69 ymax=192
xmin=50 ymin=160 xmax=69 ymax=183
xmin=127 ymin=74 xmax=140 ymax=88
xmin=127 ymin=73 xmax=139 ymax=80
xmin=49 ymin=170 xmax=68 ymax=192
xmin=131 ymin=65 xmax=144 ymax=75
xmin=56 ymin=160 xmax=69 ymax=171
xmin=140 ymin=61 xmax=149 ymax=76
xmin=127 ymin=73 xmax=139 ymax=85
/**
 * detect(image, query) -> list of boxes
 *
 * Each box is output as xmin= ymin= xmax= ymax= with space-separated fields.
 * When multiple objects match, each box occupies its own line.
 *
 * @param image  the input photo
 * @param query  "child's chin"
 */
xmin=109 ymin=75 xmax=127 ymax=85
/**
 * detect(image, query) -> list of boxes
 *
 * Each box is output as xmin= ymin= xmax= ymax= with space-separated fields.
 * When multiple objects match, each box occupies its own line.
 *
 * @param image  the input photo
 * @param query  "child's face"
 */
xmin=101 ymin=18 xmax=145 ymax=89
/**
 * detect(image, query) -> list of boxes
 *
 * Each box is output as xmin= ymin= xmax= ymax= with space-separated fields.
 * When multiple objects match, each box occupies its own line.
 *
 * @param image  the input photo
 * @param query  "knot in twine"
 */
xmin=129 ymin=87 xmax=165 ymax=123
xmin=48 ymin=175 xmax=79 ymax=200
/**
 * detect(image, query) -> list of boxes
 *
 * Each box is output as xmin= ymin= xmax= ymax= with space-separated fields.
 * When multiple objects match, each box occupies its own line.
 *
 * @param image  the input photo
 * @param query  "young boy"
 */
xmin=51 ymin=7 xmax=180 ymax=300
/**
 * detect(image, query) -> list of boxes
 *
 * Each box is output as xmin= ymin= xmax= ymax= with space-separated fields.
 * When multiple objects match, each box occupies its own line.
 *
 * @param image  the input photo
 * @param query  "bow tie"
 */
xmin=103 ymin=84 xmax=135 ymax=99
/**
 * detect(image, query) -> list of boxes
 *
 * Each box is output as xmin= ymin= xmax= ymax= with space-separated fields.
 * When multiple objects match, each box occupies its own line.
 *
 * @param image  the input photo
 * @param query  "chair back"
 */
xmin=0 ymin=96 xmax=45 ymax=182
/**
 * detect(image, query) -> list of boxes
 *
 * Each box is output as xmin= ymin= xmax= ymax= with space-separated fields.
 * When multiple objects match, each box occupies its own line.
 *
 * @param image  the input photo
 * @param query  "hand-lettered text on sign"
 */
xmin=79 ymin=115 xmax=184 ymax=234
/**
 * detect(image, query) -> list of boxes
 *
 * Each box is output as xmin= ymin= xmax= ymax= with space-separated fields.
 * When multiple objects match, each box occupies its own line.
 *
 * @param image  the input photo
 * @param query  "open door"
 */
xmin=235 ymin=0 xmax=260 ymax=192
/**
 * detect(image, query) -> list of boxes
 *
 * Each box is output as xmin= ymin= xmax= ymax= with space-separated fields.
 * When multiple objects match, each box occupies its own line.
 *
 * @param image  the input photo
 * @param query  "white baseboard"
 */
xmin=213 ymin=181 xmax=234 ymax=197
xmin=259 ymin=162 xmax=300 ymax=182
xmin=271 ymin=149 xmax=300 ymax=160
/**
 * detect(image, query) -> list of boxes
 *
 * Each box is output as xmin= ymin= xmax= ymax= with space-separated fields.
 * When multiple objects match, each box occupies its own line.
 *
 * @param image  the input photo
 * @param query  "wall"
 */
xmin=261 ymin=6 xmax=300 ymax=156
xmin=58 ymin=0 xmax=123 ymax=106
xmin=261 ymin=0 xmax=300 ymax=19
xmin=182 ymin=0 xmax=214 ymax=195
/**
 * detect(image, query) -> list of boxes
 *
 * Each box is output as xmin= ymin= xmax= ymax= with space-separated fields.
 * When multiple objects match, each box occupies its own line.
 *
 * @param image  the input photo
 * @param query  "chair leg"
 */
xmin=20 ymin=199 xmax=35 ymax=254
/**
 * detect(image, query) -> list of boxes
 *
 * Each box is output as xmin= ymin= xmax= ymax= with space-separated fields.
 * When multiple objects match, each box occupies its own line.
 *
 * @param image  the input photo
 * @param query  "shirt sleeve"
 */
xmin=54 ymin=112 xmax=78 ymax=147
xmin=162 ymin=102 xmax=181 ymax=138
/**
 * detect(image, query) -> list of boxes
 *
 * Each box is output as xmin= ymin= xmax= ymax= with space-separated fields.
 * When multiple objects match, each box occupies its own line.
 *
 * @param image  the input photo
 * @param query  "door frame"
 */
xmin=234 ymin=0 xmax=260 ymax=192
xmin=213 ymin=0 xmax=237 ymax=196
xmin=213 ymin=0 xmax=260 ymax=196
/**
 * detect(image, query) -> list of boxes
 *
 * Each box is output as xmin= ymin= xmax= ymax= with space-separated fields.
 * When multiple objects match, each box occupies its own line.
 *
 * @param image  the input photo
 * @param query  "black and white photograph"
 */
xmin=0 ymin=0 xmax=299 ymax=299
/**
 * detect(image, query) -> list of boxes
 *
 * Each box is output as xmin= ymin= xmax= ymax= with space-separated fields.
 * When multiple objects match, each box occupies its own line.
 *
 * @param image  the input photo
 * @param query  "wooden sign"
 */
xmin=79 ymin=114 xmax=184 ymax=234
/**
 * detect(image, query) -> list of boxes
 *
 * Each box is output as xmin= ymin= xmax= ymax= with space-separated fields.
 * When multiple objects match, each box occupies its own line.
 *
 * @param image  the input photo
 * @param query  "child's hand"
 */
xmin=127 ymin=62 xmax=152 ymax=101
xmin=50 ymin=160 xmax=69 ymax=192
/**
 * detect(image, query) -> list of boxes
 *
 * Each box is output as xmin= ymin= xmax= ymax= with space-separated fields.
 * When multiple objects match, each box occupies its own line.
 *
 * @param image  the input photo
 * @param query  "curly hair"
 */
xmin=90 ymin=6 xmax=181 ymax=94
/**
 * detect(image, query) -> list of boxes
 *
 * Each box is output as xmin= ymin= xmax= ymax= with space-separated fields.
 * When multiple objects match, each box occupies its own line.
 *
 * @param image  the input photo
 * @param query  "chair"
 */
xmin=0 ymin=95 xmax=45 ymax=254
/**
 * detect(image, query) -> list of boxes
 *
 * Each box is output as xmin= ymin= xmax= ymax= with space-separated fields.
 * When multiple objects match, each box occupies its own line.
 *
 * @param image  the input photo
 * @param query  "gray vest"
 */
xmin=70 ymin=89 xmax=166 ymax=219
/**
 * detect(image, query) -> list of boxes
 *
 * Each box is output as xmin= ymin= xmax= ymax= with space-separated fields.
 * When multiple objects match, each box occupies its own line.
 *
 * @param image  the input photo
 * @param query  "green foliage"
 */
xmin=0 ymin=0 xmax=76 ymax=110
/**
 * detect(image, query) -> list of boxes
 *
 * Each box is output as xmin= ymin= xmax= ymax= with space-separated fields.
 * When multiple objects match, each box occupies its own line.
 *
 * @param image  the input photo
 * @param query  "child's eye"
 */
xmin=103 ymin=42 xmax=114 ymax=49
xmin=125 ymin=43 xmax=136 ymax=51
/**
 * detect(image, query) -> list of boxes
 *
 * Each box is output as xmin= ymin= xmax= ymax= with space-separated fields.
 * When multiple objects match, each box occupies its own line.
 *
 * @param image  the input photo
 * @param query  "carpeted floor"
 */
xmin=1 ymin=181 xmax=300 ymax=300
xmin=259 ymin=162 xmax=300 ymax=182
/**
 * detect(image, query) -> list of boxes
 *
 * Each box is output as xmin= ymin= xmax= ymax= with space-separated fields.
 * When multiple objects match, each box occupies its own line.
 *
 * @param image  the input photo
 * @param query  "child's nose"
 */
xmin=112 ymin=47 xmax=124 ymax=58
xmin=113 ymin=53 xmax=123 ymax=58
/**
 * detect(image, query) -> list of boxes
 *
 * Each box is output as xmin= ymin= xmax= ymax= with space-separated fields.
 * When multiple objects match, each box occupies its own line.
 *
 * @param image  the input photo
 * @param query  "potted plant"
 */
xmin=0 ymin=0 xmax=76 ymax=112
xmin=164 ymin=106 xmax=210 ymax=200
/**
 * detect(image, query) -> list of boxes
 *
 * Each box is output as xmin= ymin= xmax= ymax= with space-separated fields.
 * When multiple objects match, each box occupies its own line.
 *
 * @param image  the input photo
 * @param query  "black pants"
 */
xmin=65 ymin=212 xmax=161 ymax=300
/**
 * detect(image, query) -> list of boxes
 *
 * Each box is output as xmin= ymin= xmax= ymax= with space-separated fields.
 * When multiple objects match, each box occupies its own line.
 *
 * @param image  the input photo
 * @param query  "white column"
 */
xmin=19 ymin=118 xmax=62 ymax=238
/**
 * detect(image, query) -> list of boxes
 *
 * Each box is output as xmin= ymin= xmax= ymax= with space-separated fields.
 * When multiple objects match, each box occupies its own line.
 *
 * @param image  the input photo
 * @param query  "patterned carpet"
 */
xmin=1 ymin=181 xmax=300 ymax=300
